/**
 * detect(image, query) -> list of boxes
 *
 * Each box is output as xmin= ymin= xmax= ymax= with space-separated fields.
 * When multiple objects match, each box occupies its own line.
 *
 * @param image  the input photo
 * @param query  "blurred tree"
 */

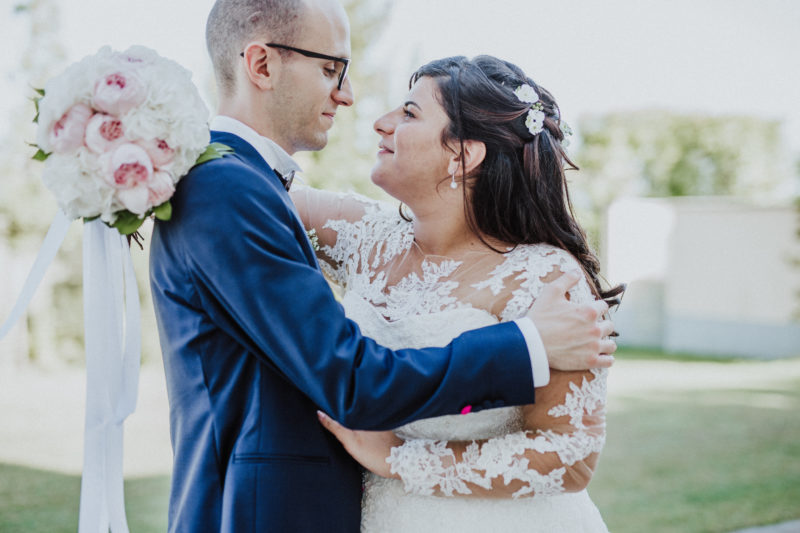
xmin=0 ymin=0 xmax=84 ymax=368
xmin=573 ymin=110 xmax=790 ymax=248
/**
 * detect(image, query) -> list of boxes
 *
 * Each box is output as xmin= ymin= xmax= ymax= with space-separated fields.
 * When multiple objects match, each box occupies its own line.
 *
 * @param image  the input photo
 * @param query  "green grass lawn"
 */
xmin=1 ymin=353 xmax=798 ymax=532
xmin=0 ymin=465 xmax=169 ymax=533
xmin=591 ymin=352 xmax=800 ymax=532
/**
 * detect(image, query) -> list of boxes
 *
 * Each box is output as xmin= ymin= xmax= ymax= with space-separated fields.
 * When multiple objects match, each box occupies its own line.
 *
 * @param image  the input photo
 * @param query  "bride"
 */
xmin=292 ymin=55 xmax=620 ymax=532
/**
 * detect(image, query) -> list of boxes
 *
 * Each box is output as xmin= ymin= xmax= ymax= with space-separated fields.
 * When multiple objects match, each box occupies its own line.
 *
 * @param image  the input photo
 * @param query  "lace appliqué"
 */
xmin=471 ymin=244 xmax=594 ymax=321
xmin=319 ymin=204 xmax=607 ymax=501
xmin=321 ymin=210 xmax=469 ymax=321
xmin=387 ymin=368 xmax=607 ymax=499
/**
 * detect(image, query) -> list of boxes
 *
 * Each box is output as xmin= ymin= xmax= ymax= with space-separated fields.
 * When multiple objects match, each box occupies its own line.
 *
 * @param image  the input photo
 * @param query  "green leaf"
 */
xmin=153 ymin=201 xmax=172 ymax=221
xmin=193 ymin=142 xmax=234 ymax=166
xmin=83 ymin=215 xmax=100 ymax=222
xmin=31 ymin=88 xmax=44 ymax=123
xmin=110 ymin=210 xmax=145 ymax=235
xmin=32 ymin=148 xmax=50 ymax=162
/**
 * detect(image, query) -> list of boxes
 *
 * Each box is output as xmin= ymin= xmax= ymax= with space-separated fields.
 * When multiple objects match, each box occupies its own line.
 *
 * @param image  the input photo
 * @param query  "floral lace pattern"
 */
xmin=388 ymin=367 xmax=606 ymax=499
xmin=316 ymin=204 xmax=607 ymax=503
xmin=292 ymin=190 xmax=609 ymax=530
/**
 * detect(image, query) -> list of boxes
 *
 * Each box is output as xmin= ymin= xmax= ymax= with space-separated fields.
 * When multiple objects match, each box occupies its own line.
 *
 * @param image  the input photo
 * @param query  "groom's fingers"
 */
xmin=538 ymin=270 xmax=581 ymax=303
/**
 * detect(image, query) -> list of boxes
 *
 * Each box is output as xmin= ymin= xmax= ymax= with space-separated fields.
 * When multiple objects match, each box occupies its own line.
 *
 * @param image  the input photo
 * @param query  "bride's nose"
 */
xmin=373 ymin=110 xmax=395 ymax=137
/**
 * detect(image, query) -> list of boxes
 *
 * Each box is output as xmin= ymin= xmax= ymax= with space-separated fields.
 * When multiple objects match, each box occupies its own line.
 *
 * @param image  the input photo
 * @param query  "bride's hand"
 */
xmin=317 ymin=411 xmax=402 ymax=478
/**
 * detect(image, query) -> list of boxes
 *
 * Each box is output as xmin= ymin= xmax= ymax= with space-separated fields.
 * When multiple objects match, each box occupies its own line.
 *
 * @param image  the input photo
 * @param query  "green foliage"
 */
xmin=31 ymin=148 xmax=49 ymax=161
xmin=193 ymin=142 xmax=234 ymax=166
xmin=572 ymin=110 xmax=790 ymax=245
xmin=152 ymin=201 xmax=172 ymax=221
xmin=578 ymin=111 xmax=784 ymax=198
xmin=110 ymin=211 xmax=146 ymax=235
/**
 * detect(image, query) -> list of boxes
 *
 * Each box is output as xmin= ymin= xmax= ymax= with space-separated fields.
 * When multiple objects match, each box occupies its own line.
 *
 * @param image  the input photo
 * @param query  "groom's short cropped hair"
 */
xmin=206 ymin=0 xmax=304 ymax=95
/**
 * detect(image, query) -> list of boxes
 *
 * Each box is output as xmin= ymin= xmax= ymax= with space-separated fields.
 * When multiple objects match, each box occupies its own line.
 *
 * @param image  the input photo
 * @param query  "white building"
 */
xmin=606 ymin=197 xmax=800 ymax=359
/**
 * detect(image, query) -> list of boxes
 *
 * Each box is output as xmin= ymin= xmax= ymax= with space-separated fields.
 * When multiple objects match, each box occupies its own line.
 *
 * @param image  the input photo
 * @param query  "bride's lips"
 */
xmin=377 ymin=144 xmax=394 ymax=155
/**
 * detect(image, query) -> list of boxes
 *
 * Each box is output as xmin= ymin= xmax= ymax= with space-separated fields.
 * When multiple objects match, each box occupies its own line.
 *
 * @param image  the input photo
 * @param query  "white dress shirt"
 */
xmin=210 ymin=115 xmax=550 ymax=388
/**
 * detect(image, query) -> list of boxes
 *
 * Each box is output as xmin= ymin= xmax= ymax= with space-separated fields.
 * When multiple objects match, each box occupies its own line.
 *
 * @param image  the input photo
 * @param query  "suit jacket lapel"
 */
xmin=209 ymin=130 xmax=320 ymax=270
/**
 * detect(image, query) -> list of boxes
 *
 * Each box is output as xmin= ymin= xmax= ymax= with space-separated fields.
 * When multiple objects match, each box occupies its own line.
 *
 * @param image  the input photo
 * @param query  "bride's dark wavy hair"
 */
xmin=410 ymin=55 xmax=623 ymax=303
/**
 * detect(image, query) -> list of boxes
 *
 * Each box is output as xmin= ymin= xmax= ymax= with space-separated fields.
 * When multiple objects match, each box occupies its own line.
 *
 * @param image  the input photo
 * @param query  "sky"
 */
xmin=1 ymin=0 xmax=799 ymax=153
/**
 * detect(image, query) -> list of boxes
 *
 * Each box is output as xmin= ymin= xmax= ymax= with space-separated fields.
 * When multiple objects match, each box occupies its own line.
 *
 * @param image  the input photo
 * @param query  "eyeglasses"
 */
xmin=241 ymin=43 xmax=350 ymax=91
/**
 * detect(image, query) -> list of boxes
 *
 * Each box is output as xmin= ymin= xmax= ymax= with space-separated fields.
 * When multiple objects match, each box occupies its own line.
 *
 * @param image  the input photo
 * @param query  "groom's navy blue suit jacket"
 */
xmin=149 ymin=131 xmax=536 ymax=532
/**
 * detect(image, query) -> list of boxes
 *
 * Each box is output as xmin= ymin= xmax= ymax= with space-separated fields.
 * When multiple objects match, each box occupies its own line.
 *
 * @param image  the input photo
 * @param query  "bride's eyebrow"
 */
xmin=404 ymin=101 xmax=422 ymax=111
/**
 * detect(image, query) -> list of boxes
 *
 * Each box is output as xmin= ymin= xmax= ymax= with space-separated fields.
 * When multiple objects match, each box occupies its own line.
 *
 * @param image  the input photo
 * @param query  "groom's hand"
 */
xmin=526 ymin=271 xmax=616 ymax=371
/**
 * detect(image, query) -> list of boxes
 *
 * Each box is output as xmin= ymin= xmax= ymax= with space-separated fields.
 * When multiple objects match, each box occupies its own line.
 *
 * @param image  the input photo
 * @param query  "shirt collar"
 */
xmin=210 ymin=115 xmax=303 ymax=178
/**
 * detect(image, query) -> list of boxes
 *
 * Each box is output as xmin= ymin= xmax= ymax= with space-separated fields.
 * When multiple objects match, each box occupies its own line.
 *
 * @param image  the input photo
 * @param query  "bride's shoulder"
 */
xmin=507 ymin=242 xmax=582 ymax=275
xmin=489 ymin=243 xmax=594 ymax=318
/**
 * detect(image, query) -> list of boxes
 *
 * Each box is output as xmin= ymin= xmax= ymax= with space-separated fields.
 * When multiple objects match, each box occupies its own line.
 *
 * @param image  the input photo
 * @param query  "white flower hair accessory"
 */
xmin=514 ymin=83 xmax=545 ymax=137
xmin=559 ymin=121 xmax=574 ymax=148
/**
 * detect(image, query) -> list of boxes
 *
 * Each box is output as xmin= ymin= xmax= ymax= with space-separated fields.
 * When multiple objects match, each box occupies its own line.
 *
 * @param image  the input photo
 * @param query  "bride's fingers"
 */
xmin=317 ymin=410 xmax=346 ymax=440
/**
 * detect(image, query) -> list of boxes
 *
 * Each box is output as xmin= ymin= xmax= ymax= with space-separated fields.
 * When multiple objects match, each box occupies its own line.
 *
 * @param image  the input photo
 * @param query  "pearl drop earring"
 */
xmin=450 ymin=170 xmax=458 ymax=189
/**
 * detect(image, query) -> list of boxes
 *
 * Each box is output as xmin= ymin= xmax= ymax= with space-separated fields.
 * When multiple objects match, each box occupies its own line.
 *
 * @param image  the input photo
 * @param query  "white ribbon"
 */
xmin=0 ymin=210 xmax=72 ymax=339
xmin=0 ymin=212 xmax=139 ymax=533
xmin=79 ymin=219 xmax=140 ymax=533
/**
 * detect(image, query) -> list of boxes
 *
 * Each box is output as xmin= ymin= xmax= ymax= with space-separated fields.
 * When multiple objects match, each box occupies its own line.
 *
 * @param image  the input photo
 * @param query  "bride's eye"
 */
xmin=403 ymin=107 xmax=415 ymax=119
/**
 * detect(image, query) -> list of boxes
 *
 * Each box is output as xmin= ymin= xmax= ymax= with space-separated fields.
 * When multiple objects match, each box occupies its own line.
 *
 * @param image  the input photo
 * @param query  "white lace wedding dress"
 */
xmin=293 ymin=188 xmax=609 ymax=533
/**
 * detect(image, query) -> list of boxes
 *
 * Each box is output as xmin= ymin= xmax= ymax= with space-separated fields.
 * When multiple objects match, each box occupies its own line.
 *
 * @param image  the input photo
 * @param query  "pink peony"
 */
xmin=105 ymin=143 xmax=154 ymax=214
xmin=147 ymin=170 xmax=175 ymax=206
xmin=139 ymin=138 xmax=175 ymax=168
xmin=85 ymin=113 xmax=126 ymax=154
xmin=49 ymin=103 xmax=93 ymax=153
xmin=106 ymin=143 xmax=153 ymax=188
xmin=92 ymin=71 xmax=146 ymax=116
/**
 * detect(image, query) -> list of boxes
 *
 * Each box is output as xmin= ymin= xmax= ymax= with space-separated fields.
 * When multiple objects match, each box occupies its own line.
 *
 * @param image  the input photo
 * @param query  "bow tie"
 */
xmin=275 ymin=169 xmax=295 ymax=192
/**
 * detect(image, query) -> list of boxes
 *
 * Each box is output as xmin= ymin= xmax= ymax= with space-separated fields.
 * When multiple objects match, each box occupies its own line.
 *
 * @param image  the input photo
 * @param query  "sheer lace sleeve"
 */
xmin=290 ymin=185 xmax=389 ymax=285
xmin=385 ymin=247 xmax=607 ymax=499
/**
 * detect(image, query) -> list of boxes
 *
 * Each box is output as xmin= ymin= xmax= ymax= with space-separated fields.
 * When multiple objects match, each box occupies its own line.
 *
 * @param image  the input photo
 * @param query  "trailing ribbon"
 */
xmin=78 ymin=219 xmax=141 ymax=532
xmin=0 ymin=213 xmax=140 ymax=533
xmin=0 ymin=210 xmax=72 ymax=339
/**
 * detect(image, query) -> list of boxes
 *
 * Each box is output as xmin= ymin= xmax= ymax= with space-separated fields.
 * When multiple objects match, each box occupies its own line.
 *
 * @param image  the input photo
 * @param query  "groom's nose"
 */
xmin=333 ymin=77 xmax=354 ymax=107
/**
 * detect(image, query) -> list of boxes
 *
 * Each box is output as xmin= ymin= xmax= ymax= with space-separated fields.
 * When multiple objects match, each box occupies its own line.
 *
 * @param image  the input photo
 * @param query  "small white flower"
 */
xmin=525 ymin=109 xmax=545 ymax=136
xmin=559 ymin=121 xmax=573 ymax=147
xmin=514 ymin=84 xmax=539 ymax=104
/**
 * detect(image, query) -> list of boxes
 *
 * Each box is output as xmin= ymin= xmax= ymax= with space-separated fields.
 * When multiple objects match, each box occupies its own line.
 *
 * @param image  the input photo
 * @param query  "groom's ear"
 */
xmin=242 ymin=42 xmax=278 ymax=91
xmin=448 ymin=140 xmax=486 ymax=177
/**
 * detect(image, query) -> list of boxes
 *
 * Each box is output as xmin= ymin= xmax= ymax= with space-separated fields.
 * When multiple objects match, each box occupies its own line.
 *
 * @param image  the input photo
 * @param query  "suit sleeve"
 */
xmin=170 ymin=161 xmax=536 ymax=430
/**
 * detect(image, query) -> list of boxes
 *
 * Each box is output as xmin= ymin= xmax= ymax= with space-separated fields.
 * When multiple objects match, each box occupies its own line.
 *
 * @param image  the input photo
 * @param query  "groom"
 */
xmin=149 ymin=0 xmax=615 ymax=531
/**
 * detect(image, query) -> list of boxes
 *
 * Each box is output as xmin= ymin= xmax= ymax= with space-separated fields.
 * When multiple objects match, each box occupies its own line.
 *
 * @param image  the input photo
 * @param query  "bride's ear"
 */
xmin=447 ymin=140 xmax=486 ymax=177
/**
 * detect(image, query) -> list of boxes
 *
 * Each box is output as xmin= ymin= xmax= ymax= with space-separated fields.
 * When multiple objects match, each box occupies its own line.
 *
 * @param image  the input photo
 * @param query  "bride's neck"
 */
xmin=411 ymin=205 xmax=497 ymax=257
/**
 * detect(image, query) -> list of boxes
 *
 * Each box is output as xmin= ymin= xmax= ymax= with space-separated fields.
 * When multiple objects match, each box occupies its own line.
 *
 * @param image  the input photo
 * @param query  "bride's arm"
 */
xmin=290 ymin=186 xmax=367 ymax=250
xmin=320 ymin=367 xmax=606 ymax=499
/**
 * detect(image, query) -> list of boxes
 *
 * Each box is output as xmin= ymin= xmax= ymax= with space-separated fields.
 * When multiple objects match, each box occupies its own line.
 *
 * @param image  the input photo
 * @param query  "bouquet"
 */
xmin=32 ymin=45 xmax=228 ymax=234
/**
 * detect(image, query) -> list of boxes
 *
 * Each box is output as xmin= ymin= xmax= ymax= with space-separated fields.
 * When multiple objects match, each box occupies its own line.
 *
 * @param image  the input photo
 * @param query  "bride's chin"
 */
xmin=370 ymin=176 xmax=404 ymax=204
